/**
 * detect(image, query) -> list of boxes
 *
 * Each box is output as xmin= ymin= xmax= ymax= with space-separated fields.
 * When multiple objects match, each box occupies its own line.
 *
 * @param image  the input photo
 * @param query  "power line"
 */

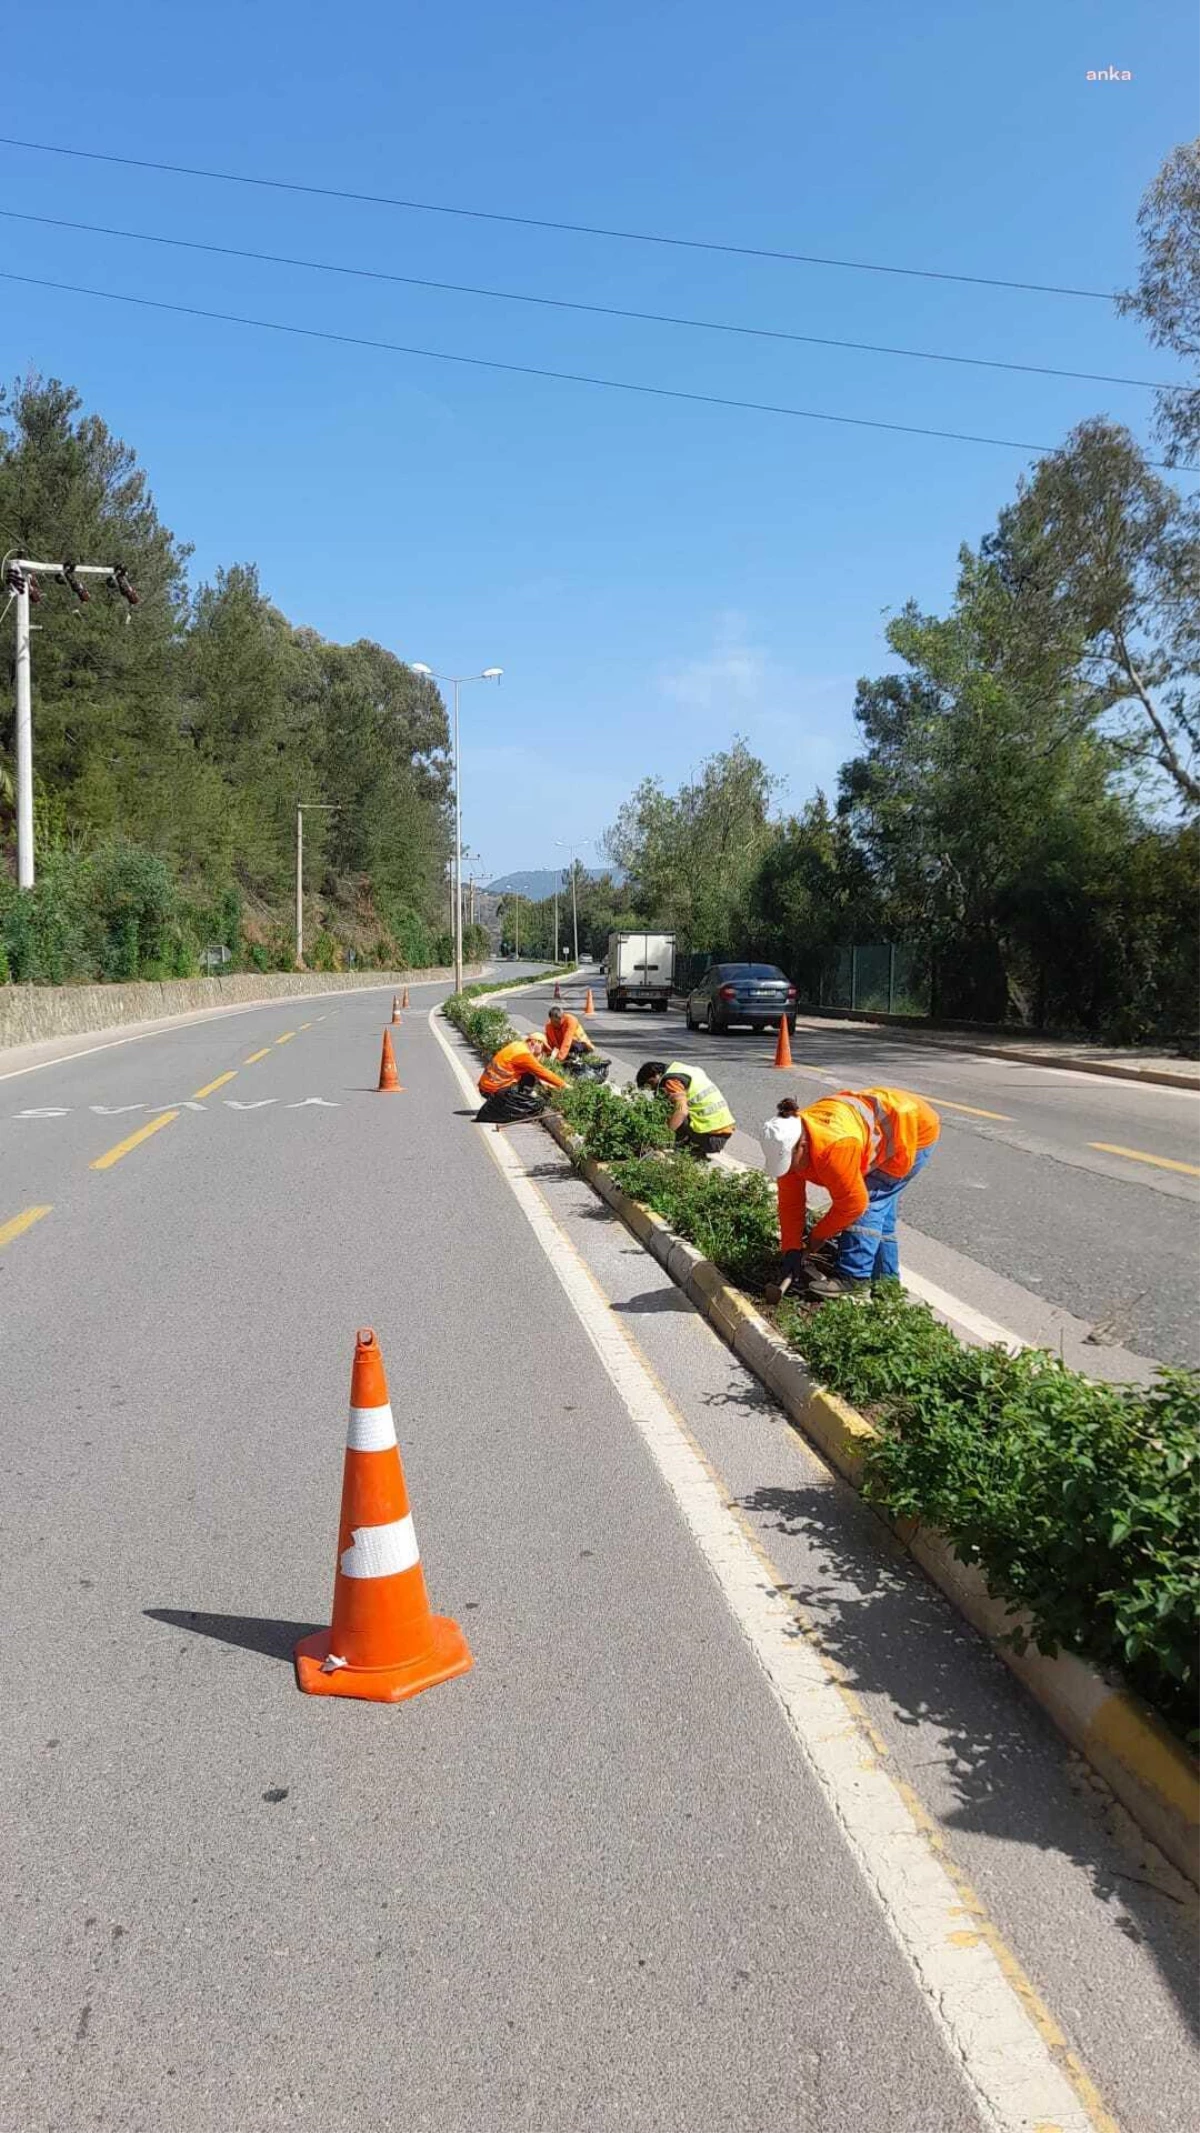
xmin=9 ymin=267 xmax=1189 ymax=467
xmin=0 ymin=206 xmax=1179 ymax=396
xmin=0 ymin=132 xmax=1115 ymax=303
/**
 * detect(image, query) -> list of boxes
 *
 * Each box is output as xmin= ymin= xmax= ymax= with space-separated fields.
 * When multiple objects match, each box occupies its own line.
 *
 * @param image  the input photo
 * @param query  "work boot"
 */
xmin=803 ymin=1270 xmax=871 ymax=1304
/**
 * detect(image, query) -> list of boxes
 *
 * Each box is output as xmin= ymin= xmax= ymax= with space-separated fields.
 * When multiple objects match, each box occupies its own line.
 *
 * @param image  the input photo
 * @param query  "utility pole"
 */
xmin=513 ymin=895 xmax=520 ymax=957
xmin=295 ymin=803 xmax=337 ymax=968
xmin=553 ymin=880 xmax=559 ymax=963
xmin=5 ymin=557 xmax=139 ymax=888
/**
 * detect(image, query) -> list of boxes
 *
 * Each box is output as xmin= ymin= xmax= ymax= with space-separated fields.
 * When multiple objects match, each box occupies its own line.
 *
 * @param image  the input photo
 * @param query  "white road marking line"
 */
xmin=429 ymin=1006 xmax=1113 ymax=2133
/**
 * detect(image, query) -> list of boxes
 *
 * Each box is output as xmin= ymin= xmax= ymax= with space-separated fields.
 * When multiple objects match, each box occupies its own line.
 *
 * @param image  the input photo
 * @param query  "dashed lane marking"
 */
xmin=0 ymin=1203 xmax=52 ymax=1249
xmin=275 ymin=1031 xmax=297 ymax=1045
xmin=429 ymin=1005 xmax=1116 ymax=2133
xmin=1089 ymin=1141 xmax=1200 ymax=1178
xmin=192 ymin=1071 xmax=237 ymax=1100
xmin=244 ymin=1048 xmax=271 ymax=1064
xmin=90 ymin=1110 xmax=179 ymax=1171
xmin=933 ymin=1098 xmax=1013 ymax=1121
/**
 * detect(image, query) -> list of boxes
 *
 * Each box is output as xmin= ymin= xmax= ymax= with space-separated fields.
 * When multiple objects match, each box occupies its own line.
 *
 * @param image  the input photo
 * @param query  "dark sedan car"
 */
xmin=684 ymin=962 xmax=798 ymax=1034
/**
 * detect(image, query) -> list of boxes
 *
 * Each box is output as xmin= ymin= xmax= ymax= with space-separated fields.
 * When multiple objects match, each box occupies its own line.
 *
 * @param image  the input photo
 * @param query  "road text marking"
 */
xmin=192 ymin=1071 xmax=237 ymax=1100
xmin=430 ymin=1007 xmax=1113 ymax=2133
xmin=90 ymin=1110 xmax=179 ymax=1171
xmin=0 ymin=1203 xmax=52 ymax=1249
xmin=244 ymin=1048 xmax=271 ymax=1064
xmin=1089 ymin=1141 xmax=1200 ymax=1177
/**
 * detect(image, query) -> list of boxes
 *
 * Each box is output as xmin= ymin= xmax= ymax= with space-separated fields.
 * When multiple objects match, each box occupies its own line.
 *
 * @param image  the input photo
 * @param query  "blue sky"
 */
xmin=2 ymin=1 xmax=1195 ymax=880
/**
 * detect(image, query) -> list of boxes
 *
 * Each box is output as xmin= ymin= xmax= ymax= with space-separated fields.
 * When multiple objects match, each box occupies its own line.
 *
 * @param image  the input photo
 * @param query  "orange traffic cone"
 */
xmin=390 ymin=994 xmax=403 ymax=1024
xmin=377 ymin=1029 xmax=402 ymax=1092
xmin=773 ymin=1015 xmax=794 ymax=1069
xmin=296 ymin=1330 xmax=473 ymax=1703
xmin=401 ymin=986 xmax=410 ymax=1010
xmin=553 ymin=980 xmax=561 ymax=1000
xmin=584 ymin=987 xmax=595 ymax=1014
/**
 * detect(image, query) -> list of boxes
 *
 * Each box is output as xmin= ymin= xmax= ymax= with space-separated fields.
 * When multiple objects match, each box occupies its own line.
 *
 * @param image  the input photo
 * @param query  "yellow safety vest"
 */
xmin=664 ymin=1061 xmax=734 ymax=1135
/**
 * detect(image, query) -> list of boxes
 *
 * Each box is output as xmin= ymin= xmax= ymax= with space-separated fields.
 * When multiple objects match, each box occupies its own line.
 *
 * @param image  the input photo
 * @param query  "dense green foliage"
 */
xmin=552 ymin=1077 xmax=677 ymax=1163
xmin=790 ymin=1288 xmax=1200 ymax=1739
xmin=1 ymin=376 xmax=462 ymax=979
xmin=610 ymin=1153 xmax=780 ymax=1291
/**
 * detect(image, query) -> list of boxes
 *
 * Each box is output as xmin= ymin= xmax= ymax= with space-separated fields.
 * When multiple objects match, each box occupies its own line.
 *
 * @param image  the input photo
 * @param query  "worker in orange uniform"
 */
xmin=476 ymin=1033 xmax=567 ymax=1125
xmin=544 ymin=1003 xmax=596 ymax=1064
xmin=769 ymin=1086 xmax=940 ymax=1297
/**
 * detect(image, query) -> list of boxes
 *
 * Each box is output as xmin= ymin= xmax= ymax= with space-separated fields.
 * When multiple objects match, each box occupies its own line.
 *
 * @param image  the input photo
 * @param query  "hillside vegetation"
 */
xmin=0 ymin=376 xmax=485 ymax=983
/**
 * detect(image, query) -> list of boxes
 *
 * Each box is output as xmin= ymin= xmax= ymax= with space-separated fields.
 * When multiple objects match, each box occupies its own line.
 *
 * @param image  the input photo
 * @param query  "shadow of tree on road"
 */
xmin=738 ymin=1482 xmax=1199 ymax=2038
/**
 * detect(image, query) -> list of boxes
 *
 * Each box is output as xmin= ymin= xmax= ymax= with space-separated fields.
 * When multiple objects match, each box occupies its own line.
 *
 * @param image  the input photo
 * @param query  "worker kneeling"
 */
xmin=477 ymin=1033 xmax=566 ymax=1125
xmin=636 ymin=1059 xmax=735 ymax=1158
xmin=766 ymin=1086 xmax=940 ymax=1298
xmin=545 ymin=1004 xmax=609 ymax=1080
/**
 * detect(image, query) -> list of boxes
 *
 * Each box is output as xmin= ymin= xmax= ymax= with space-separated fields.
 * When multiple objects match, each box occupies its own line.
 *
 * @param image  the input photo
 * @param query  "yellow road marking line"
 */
xmin=1089 ymin=1141 xmax=1200 ymax=1178
xmin=192 ymin=1071 xmax=237 ymax=1099
xmin=299 ymin=1020 xmax=313 ymax=1030
xmin=91 ymin=1110 xmax=179 ymax=1171
xmin=936 ymin=1099 xmax=1013 ymax=1122
xmin=275 ymin=1031 xmax=296 ymax=1045
xmin=0 ymin=1204 xmax=52 ymax=1249
xmin=762 ymin=1066 xmax=1012 ymax=1121
xmin=244 ymin=1048 xmax=271 ymax=1064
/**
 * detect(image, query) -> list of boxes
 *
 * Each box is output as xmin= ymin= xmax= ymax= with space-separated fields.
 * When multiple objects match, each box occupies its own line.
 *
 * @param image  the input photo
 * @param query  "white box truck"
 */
xmin=605 ymin=931 xmax=676 ymax=1012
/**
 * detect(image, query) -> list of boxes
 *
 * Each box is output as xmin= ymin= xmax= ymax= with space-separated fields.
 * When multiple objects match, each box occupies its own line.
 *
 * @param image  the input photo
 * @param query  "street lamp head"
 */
xmin=482 ymin=667 xmax=503 ymax=680
xmin=410 ymin=662 xmax=434 ymax=677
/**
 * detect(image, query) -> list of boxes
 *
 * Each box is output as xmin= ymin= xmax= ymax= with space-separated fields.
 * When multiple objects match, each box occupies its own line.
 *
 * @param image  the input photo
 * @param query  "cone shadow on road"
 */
xmin=145 ymin=1609 xmax=320 ymax=1663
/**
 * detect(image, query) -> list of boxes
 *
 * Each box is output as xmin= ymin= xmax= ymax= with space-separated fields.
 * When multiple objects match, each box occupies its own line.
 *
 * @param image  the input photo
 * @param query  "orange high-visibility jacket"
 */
xmin=791 ymin=1086 xmax=940 ymax=1247
xmin=479 ymin=1040 xmax=567 ymax=1097
xmin=544 ymin=1011 xmax=589 ymax=1061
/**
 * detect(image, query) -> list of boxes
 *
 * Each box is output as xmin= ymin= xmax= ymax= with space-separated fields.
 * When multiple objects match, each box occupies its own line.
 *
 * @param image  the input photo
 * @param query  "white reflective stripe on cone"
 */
xmin=346 ymin=1403 xmax=398 ymax=1452
xmin=340 ymin=1515 xmax=420 ymax=1579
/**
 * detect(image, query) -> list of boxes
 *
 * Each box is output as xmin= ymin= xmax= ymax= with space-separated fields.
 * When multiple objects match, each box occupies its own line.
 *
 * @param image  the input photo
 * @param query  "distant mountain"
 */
xmin=486 ymin=867 xmax=613 ymax=899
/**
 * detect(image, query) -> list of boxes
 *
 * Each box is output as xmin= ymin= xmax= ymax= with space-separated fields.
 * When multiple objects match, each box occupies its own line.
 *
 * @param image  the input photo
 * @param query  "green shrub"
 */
xmin=611 ymin=1154 xmax=780 ymax=1291
xmin=789 ymin=1287 xmax=1200 ymax=1739
xmin=553 ymin=1080 xmax=677 ymax=1163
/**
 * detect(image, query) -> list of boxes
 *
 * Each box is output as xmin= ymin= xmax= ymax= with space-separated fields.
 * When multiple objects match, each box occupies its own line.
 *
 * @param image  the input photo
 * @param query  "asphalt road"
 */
xmin=521 ymin=973 xmax=1200 ymax=1374
xmin=0 ymin=977 xmax=1195 ymax=2133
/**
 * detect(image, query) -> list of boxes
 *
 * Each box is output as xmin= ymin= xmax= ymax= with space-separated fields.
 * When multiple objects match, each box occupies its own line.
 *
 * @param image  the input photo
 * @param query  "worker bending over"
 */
xmin=769 ymin=1086 xmax=940 ymax=1296
xmin=544 ymin=1004 xmax=596 ymax=1064
xmin=476 ymin=1033 xmax=566 ymax=1125
xmin=636 ymin=1060 xmax=735 ymax=1157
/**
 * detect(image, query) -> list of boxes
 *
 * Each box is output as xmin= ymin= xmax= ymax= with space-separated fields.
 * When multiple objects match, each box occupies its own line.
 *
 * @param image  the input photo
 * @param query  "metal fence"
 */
xmin=811 ymin=944 xmax=931 ymax=1016
xmin=674 ymin=944 xmax=932 ymax=1016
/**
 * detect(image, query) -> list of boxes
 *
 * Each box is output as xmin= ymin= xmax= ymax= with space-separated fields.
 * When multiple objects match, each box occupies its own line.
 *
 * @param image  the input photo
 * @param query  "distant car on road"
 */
xmin=685 ymin=962 xmax=797 ymax=1034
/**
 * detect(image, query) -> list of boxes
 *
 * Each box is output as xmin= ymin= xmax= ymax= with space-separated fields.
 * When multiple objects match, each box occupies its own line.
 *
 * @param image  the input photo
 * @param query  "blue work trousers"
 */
xmin=835 ymin=1147 xmax=933 ymax=1282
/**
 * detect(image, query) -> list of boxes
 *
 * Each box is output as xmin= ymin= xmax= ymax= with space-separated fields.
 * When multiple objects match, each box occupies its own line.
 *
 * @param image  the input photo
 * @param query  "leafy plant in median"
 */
xmin=611 ymin=1155 xmax=781 ymax=1292
xmin=552 ymin=1079 xmax=676 ymax=1162
xmin=789 ymin=1286 xmax=1200 ymax=1740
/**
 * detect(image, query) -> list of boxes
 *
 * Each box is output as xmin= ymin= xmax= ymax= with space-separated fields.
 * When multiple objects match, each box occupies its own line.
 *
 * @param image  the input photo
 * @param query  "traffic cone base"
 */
xmin=377 ymin=1029 xmax=402 ymax=1091
xmin=296 ymin=1329 xmax=472 ymax=1705
xmin=295 ymin=1615 xmax=472 ymax=1702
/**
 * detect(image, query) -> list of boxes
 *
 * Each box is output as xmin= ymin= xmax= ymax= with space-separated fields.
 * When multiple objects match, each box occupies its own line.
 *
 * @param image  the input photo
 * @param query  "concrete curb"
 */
xmin=0 ymin=965 xmax=481 ymax=1052
xmin=790 ymin=1010 xmax=1200 ymax=1092
xmin=539 ymin=1106 xmax=1200 ymax=1885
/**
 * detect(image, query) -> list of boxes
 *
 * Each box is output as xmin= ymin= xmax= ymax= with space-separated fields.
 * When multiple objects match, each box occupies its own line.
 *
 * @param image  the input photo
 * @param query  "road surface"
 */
xmin=0 ymin=977 xmax=1195 ymax=2133
xmin=514 ymin=975 xmax=1200 ymax=1376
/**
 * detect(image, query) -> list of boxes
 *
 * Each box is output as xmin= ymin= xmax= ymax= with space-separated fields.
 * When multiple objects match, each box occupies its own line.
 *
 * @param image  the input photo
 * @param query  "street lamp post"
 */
xmin=410 ymin=664 xmax=502 ymax=995
xmin=296 ymin=803 xmax=337 ymax=968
